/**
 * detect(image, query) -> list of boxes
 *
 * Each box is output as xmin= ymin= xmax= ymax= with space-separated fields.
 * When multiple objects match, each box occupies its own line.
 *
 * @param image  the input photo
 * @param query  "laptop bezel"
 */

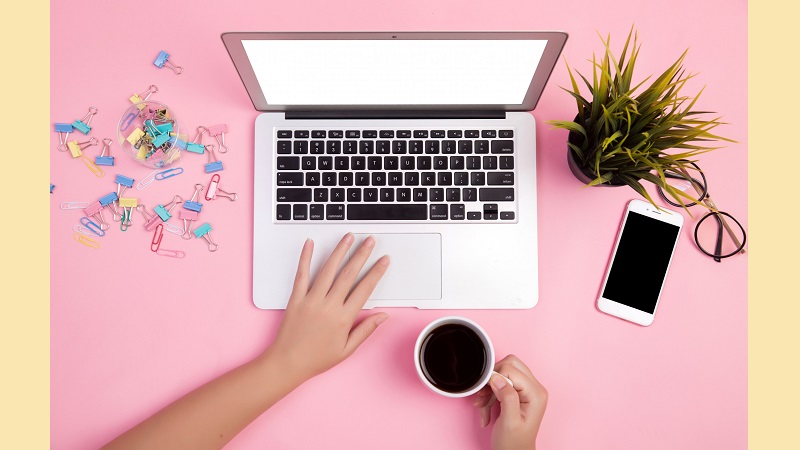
xmin=221 ymin=31 xmax=568 ymax=113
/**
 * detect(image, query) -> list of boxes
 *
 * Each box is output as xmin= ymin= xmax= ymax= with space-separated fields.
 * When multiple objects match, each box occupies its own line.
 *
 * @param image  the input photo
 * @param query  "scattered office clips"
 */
xmin=54 ymin=123 xmax=73 ymax=152
xmin=122 ymin=103 xmax=180 ymax=168
xmin=130 ymin=85 xmax=158 ymax=109
xmin=74 ymin=216 xmax=104 ymax=238
xmin=73 ymin=107 xmax=98 ymax=135
xmin=180 ymin=184 xmax=204 ymax=239
xmin=111 ymin=175 xmax=135 ymax=221
xmin=83 ymin=192 xmax=117 ymax=231
xmin=137 ymin=204 xmax=184 ymax=235
xmin=154 ymin=50 xmax=183 ymax=75
xmin=207 ymin=124 xmax=229 ymax=153
xmin=205 ymin=174 xmax=237 ymax=201
xmin=95 ymin=138 xmax=115 ymax=166
xmin=151 ymin=223 xmax=186 ymax=258
xmin=193 ymin=223 xmax=218 ymax=252
xmin=67 ymin=137 xmax=98 ymax=159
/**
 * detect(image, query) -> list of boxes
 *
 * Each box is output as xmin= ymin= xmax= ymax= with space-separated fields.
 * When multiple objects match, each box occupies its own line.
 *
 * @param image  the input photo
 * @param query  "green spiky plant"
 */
xmin=549 ymin=27 xmax=735 ymax=208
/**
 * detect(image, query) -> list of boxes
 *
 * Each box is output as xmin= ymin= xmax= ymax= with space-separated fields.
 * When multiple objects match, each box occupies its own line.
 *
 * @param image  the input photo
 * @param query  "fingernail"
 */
xmin=364 ymin=235 xmax=375 ymax=248
xmin=491 ymin=374 xmax=507 ymax=390
xmin=375 ymin=314 xmax=388 ymax=325
xmin=378 ymin=255 xmax=390 ymax=266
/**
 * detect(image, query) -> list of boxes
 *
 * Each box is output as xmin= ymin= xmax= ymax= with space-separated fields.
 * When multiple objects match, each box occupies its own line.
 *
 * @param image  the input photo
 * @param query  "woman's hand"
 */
xmin=267 ymin=233 xmax=390 ymax=383
xmin=473 ymin=355 xmax=548 ymax=450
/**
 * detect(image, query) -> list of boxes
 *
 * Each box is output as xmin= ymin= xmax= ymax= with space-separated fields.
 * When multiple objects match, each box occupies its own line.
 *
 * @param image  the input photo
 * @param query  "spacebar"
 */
xmin=347 ymin=204 xmax=427 ymax=220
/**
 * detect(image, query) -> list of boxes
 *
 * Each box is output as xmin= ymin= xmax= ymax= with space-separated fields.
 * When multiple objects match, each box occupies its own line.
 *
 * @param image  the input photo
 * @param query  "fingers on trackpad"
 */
xmin=350 ymin=233 xmax=442 ymax=300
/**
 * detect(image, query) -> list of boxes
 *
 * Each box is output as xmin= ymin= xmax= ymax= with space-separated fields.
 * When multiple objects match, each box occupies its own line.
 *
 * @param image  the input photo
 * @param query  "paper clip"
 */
xmin=155 ymin=167 xmax=184 ymax=180
xmin=207 ymin=124 xmax=229 ymax=154
xmin=54 ymin=123 xmax=73 ymax=152
xmin=163 ymin=222 xmax=185 ymax=236
xmin=184 ymin=183 xmax=204 ymax=212
xmin=67 ymin=137 xmax=98 ymax=159
xmin=83 ymin=201 xmax=110 ymax=231
xmin=72 ymin=107 xmax=98 ymax=135
xmin=74 ymin=233 xmax=100 ymax=249
xmin=154 ymin=195 xmax=183 ymax=222
xmin=151 ymin=223 xmax=164 ymax=251
xmin=60 ymin=201 xmax=90 ymax=210
xmin=79 ymin=216 xmax=105 ymax=237
xmin=130 ymin=84 xmax=158 ymax=110
xmin=193 ymin=222 xmax=219 ymax=252
xmin=120 ymin=110 xmax=137 ymax=132
xmin=154 ymin=50 xmax=183 ymax=75
xmin=119 ymin=197 xmax=138 ymax=231
xmin=80 ymin=154 xmax=105 ymax=178
xmin=205 ymin=174 xmax=237 ymax=201
xmin=137 ymin=169 xmax=159 ymax=191
xmin=156 ymin=248 xmax=186 ymax=258
xmin=186 ymin=126 xmax=207 ymax=154
xmin=204 ymin=145 xmax=223 ymax=173
xmin=137 ymin=205 xmax=162 ymax=231
xmin=73 ymin=224 xmax=100 ymax=237
xmin=178 ymin=210 xmax=198 ymax=240
xmin=95 ymin=138 xmax=115 ymax=166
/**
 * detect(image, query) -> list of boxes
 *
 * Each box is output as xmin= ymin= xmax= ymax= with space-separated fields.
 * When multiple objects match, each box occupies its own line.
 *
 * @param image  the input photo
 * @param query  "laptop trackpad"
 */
xmin=350 ymin=233 xmax=442 ymax=300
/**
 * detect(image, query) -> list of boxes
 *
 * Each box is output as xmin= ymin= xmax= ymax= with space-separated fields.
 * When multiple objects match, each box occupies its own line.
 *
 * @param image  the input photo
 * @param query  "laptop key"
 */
xmin=277 ymin=140 xmax=292 ymax=154
xmin=384 ymin=156 xmax=399 ymax=171
xmin=433 ymin=156 xmax=448 ymax=170
xmin=356 ymin=172 xmax=370 ymax=186
xmin=467 ymin=211 xmax=481 ymax=220
xmin=329 ymin=130 xmax=344 ymax=138
xmin=409 ymin=140 xmax=424 ymax=154
xmin=481 ymin=130 xmax=497 ymax=138
xmin=499 ymin=156 xmax=514 ymax=169
xmin=322 ymin=172 xmax=336 ymax=186
xmin=293 ymin=141 xmax=308 ymax=154
xmin=352 ymin=156 xmax=366 ymax=171
xmin=392 ymin=141 xmax=407 ymax=154
xmin=458 ymin=140 xmax=473 ymax=154
xmin=326 ymin=141 xmax=341 ymax=154
xmin=397 ymin=188 xmax=411 ymax=202
xmin=500 ymin=211 xmax=515 ymax=220
xmin=431 ymin=130 xmax=446 ymax=138
xmin=479 ymin=188 xmax=515 ymax=201
xmin=326 ymin=204 xmax=345 ymax=220
xmin=425 ymin=140 xmax=440 ymax=154
xmin=450 ymin=156 xmax=465 ymax=170
xmin=388 ymin=172 xmax=402 ymax=186
xmin=404 ymin=172 xmax=419 ymax=186
xmin=338 ymin=172 xmax=353 ymax=186
xmin=379 ymin=130 xmax=394 ymax=138
xmin=335 ymin=157 xmax=349 ymax=170
xmin=348 ymin=188 xmax=361 ymax=202
xmin=371 ymin=172 xmax=386 ymax=186
xmin=363 ymin=130 xmax=378 ymax=138
xmin=466 ymin=156 xmax=481 ymax=170
xmin=331 ymin=188 xmax=345 ymax=202
xmin=347 ymin=204 xmax=426 ymax=220
xmin=401 ymin=156 xmax=415 ymax=170
xmin=277 ymin=130 xmax=292 ymax=138
xmin=488 ymin=172 xmax=514 ymax=185
xmin=397 ymin=130 xmax=412 ymax=138
xmin=276 ymin=204 xmax=291 ymax=220
xmin=368 ymin=156 xmax=382 ymax=170
xmin=470 ymin=172 xmax=485 ymax=186
xmin=376 ymin=140 xmax=391 ymax=154
xmin=277 ymin=172 xmax=303 ymax=186
xmin=438 ymin=172 xmax=453 ymax=186
xmin=454 ymin=172 xmax=469 ymax=186
xmin=491 ymin=140 xmax=514 ymax=154
xmin=430 ymin=188 xmax=444 ymax=202
xmin=314 ymin=188 xmax=328 ymax=202
xmin=430 ymin=204 xmax=448 ymax=220
xmin=305 ymin=172 xmax=320 ymax=186
xmin=294 ymin=130 xmax=309 ymax=138
xmin=310 ymin=204 xmax=324 ymax=220
xmin=346 ymin=130 xmax=361 ymax=138
xmin=463 ymin=188 xmax=477 ymax=202
xmin=483 ymin=156 xmax=498 ymax=170
xmin=310 ymin=141 xmax=324 ymax=154
xmin=465 ymin=130 xmax=479 ymax=138
xmin=276 ymin=188 xmax=311 ymax=202
xmin=312 ymin=130 xmax=326 ymax=138
xmin=414 ymin=130 xmax=428 ymax=138
xmin=450 ymin=204 xmax=465 ymax=220
xmin=446 ymin=188 xmax=460 ymax=202
xmin=447 ymin=130 xmax=462 ymax=138
xmin=302 ymin=156 xmax=316 ymax=170
xmin=413 ymin=188 xmax=427 ymax=202
xmin=319 ymin=156 xmax=333 ymax=170
xmin=277 ymin=156 xmax=300 ymax=170
xmin=364 ymin=188 xmax=379 ymax=202
xmin=380 ymin=188 xmax=394 ymax=202
xmin=293 ymin=204 xmax=308 ymax=220
xmin=359 ymin=141 xmax=374 ymax=154
xmin=499 ymin=130 xmax=514 ymax=138
xmin=421 ymin=172 xmax=436 ymax=186
xmin=475 ymin=140 xmax=489 ymax=154
xmin=442 ymin=140 xmax=457 ymax=154
xmin=417 ymin=156 xmax=432 ymax=170
xmin=343 ymin=141 xmax=358 ymax=154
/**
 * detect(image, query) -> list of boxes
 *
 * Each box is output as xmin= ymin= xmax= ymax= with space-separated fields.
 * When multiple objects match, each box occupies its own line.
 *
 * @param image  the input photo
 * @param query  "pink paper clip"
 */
xmin=156 ymin=248 xmax=186 ymax=258
xmin=205 ymin=174 xmax=237 ymax=201
xmin=151 ymin=223 xmax=164 ymax=252
xmin=206 ymin=124 xmax=229 ymax=153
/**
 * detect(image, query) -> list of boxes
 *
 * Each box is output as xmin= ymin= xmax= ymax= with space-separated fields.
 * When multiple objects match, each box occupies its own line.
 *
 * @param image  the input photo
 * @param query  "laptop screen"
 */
xmin=241 ymin=40 xmax=547 ymax=106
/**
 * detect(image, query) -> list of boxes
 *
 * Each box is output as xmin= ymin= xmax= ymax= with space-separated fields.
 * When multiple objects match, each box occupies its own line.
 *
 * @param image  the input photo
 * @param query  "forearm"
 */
xmin=103 ymin=349 xmax=303 ymax=450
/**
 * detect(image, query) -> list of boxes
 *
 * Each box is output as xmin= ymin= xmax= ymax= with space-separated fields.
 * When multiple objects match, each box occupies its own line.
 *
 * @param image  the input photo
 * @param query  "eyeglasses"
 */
xmin=655 ymin=162 xmax=747 ymax=262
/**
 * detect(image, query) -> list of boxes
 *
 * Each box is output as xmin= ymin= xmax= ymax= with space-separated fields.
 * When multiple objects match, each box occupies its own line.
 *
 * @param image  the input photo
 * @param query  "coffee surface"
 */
xmin=420 ymin=324 xmax=487 ymax=393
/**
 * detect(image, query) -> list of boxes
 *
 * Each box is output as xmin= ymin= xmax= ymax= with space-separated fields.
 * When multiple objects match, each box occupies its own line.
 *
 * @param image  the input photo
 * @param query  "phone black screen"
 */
xmin=602 ymin=211 xmax=681 ymax=313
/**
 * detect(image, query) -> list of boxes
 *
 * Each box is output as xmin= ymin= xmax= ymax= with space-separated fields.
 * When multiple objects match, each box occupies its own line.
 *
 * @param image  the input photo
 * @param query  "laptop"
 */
xmin=221 ymin=31 xmax=568 ymax=309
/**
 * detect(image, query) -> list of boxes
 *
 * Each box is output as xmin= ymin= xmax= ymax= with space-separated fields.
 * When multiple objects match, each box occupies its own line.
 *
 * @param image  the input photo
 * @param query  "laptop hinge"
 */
xmin=284 ymin=110 xmax=506 ymax=120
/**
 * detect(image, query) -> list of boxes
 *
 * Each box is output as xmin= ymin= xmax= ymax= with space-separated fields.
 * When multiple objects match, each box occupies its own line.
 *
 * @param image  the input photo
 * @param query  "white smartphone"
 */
xmin=597 ymin=199 xmax=684 ymax=326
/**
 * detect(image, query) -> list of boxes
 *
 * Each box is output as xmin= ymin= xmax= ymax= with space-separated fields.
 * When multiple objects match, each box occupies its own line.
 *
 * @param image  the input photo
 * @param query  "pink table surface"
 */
xmin=50 ymin=1 xmax=748 ymax=448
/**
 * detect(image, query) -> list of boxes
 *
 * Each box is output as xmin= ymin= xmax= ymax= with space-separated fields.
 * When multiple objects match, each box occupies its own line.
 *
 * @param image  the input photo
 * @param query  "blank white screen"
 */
xmin=242 ymin=40 xmax=546 ymax=106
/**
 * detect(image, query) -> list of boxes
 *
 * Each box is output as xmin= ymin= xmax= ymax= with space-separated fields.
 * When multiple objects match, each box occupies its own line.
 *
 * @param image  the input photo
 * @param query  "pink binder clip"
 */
xmin=178 ymin=210 xmax=199 ymax=240
xmin=206 ymin=124 xmax=229 ymax=153
xmin=205 ymin=174 xmax=237 ymax=201
xmin=83 ymin=201 xmax=110 ymax=231
xmin=137 ymin=204 xmax=163 ymax=231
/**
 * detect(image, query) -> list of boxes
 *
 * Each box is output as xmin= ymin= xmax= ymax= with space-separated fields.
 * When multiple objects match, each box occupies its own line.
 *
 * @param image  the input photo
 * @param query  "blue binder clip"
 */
xmin=154 ymin=195 xmax=183 ymax=222
xmin=193 ymin=222 xmax=219 ymax=252
xmin=152 ymin=133 xmax=171 ymax=148
xmin=99 ymin=192 xmax=118 ymax=207
xmin=72 ymin=107 xmax=98 ymax=135
xmin=50 ymin=184 xmax=55 ymax=194
xmin=183 ymin=184 xmax=204 ymax=213
xmin=205 ymin=145 xmax=223 ymax=173
xmin=154 ymin=50 xmax=183 ymax=75
xmin=95 ymin=138 xmax=115 ymax=166
xmin=54 ymin=123 xmax=73 ymax=152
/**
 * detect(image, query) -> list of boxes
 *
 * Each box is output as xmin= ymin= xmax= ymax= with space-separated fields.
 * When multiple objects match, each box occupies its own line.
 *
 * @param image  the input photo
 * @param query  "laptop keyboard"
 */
xmin=273 ymin=128 xmax=517 ymax=222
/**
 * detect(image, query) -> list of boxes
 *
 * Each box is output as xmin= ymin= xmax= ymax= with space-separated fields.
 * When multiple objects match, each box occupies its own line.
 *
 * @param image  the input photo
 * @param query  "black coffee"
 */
xmin=420 ymin=323 xmax=487 ymax=393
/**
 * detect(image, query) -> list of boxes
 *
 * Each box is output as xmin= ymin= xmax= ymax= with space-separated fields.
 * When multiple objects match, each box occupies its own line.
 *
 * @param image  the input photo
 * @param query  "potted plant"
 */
xmin=549 ymin=27 xmax=735 ymax=207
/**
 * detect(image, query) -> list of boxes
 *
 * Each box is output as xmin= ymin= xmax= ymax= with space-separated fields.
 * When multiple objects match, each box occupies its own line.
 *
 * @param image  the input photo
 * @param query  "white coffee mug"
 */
xmin=414 ymin=316 xmax=495 ymax=398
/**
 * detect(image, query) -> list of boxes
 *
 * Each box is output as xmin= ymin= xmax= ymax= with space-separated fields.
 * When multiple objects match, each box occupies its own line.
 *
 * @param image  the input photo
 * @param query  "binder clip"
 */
xmin=72 ymin=107 xmax=98 ymax=135
xmin=54 ymin=123 xmax=73 ymax=152
xmin=205 ymin=173 xmax=237 ymax=201
xmin=184 ymin=184 xmax=204 ymax=212
xmin=154 ymin=195 xmax=183 ymax=222
xmin=110 ymin=175 xmax=135 ymax=221
xmin=99 ymin=192 xmax=119 ymax=220
xmin=207 ymin=124 xmax=229 ymax=154
xmin=130 ymin=84 xmax=158 ymax=110
xmin=83 ymin=201 xmax=110 ymax=231
xmin=186 ymin=126 xmax=207 ymax=154
xmin=67 ymin=137 xmax=98 ymax=159
xmin=118 ymin=197 xmax=138 ymax=231
xmin=154 ymin=50 xmax=183 ymax=75
xmin=179 ymin=210 xmax=198 ymax=240
xmin=50 ymin=184 xmax=55 ymax=194
xmin=137 ymin=205 xmax=162 ymax=231
xmin=193 ymin=223 xmax=219 ymax=252
xmin=204 ymin=145 xmax=223 ymax=173
xmin=95 ymin=138 xmax=115 ymax=166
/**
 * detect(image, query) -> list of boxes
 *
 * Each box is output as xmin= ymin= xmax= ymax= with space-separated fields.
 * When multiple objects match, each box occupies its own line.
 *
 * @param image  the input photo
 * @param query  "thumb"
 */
xmin=345 ymin=313 xmax=389 ymax=355
xmin=489 ymin=373 xmax=520 ymax=420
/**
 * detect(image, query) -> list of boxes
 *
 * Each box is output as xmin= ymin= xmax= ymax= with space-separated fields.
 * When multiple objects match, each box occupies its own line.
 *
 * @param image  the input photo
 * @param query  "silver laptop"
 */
xmin=222 ymin=31 xmax=567 ymax=309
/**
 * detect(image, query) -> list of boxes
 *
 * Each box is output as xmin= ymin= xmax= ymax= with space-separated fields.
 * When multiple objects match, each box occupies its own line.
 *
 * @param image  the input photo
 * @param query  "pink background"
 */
xmin=50 ymin=1 xmax=748 ymax=449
